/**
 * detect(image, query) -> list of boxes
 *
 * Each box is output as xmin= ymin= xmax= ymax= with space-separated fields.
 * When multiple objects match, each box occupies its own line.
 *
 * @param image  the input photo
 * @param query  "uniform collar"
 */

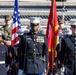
xmin=30 ymin=30 xmax=38 ymax=35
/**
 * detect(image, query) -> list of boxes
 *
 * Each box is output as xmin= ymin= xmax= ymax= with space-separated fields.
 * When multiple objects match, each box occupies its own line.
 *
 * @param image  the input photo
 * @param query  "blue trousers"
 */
xmin=18 ymin=69 xmax=43 ymax=75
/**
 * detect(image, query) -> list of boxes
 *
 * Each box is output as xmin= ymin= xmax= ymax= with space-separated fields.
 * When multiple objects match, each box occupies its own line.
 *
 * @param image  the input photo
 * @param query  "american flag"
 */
xmin=11 ymin=0 xmax=21 ymax=46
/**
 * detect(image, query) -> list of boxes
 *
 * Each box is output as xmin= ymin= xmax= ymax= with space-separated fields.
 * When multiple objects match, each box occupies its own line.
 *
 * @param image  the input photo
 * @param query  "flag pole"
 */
xmin=52 ymin=0 xmax=58 ymax=74
xmin=51 ymin=0 xmax=55 ymax=74
xmin=52 ymin=0 xmax=55 ymax=74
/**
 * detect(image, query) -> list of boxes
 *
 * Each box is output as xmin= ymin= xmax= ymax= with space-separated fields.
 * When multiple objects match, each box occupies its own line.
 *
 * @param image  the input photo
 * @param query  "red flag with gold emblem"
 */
xmin=46 ymin=0 xmax=59 ymax=72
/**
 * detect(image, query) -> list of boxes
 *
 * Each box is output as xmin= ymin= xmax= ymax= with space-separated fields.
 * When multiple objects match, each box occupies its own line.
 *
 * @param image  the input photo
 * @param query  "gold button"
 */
xmin=2 ymin=52 xmax=4 ymax=53
xmin=34 ymin=49 xmax=35 ymax=51
xmin=34 ymin=44 xmax=35 ymax=46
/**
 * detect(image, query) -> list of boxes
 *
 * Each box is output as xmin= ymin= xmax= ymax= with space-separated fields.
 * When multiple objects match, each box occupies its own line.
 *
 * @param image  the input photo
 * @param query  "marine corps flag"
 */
xmin=46 ymin=0 xmax=59 ymax=73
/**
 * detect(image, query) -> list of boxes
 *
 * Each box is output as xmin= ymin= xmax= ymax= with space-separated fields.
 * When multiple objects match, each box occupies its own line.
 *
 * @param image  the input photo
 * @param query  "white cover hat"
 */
xmin=70 ymin=19 xmax=76 ymax=27
xmin=30 ymin=17 xmax=41 ymax=24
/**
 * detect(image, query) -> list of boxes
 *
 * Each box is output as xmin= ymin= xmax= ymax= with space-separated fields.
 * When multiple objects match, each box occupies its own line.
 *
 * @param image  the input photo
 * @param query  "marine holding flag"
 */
xmin=46 ymin=0 xmax=59 ymax=74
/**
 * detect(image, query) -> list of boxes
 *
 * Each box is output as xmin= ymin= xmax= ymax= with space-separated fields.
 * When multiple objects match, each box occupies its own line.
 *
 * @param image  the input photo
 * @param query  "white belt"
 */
xmin=0 ymin=61 xmax=5 ymax=64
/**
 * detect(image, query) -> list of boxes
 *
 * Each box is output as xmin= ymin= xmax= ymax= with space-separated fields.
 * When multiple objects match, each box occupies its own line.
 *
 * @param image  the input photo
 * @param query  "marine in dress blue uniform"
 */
xmin=18 ymin=17 xmax=49 ymax=75
xmin=0 ymin=31 xmax=8 ymax=75
xmin=58 ymin=21 xmax=76 ymax=75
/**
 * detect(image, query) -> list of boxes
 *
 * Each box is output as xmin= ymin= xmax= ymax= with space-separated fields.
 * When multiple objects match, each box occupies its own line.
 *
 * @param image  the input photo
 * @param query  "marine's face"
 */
xmin=5 ymin=19 xmax=12 ymax=26
xmin=71 ymin=27 xmax=76 ymax=34
xmin=30 ymin=23 xmax=39 ymax=32
xmin=0 ymin=35 xmax=2 ymax=40
xmin=31 ymin=25 xmax=39 ymax=32
xmin=59 ymin=23 xmax=64 ymax=29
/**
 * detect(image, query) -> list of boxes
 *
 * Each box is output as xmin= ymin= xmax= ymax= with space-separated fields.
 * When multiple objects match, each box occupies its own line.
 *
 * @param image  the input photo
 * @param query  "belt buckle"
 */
xmin=33 ymin=52 xmax=36 ymax=56
xmin=74 ymin=55 xmax=76 ymax=60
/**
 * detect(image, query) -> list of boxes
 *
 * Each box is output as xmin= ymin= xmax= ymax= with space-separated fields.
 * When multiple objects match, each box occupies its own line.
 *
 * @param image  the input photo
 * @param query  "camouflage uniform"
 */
xmin=0 ymin=25 xmax=12 ymax=41
xmin=0 ymin=15 xmax=13 ymax=75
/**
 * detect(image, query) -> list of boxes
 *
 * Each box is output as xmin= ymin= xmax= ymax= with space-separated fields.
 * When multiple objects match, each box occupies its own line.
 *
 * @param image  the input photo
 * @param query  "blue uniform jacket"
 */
xmin=59 ymin=35 xmax=76 ymax=75
xmin=18 ymin=32 xmax=49 ymax=74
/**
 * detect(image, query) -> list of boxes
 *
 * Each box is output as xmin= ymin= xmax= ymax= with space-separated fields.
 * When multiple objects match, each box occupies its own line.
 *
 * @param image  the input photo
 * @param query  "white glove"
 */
xmin=18 ymin=69 xmax=23 ymax=75
xmin=6 ymin=65 xmax=10 ymax=72
xmin=60 ymin=66 xmax=65 ymax=72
